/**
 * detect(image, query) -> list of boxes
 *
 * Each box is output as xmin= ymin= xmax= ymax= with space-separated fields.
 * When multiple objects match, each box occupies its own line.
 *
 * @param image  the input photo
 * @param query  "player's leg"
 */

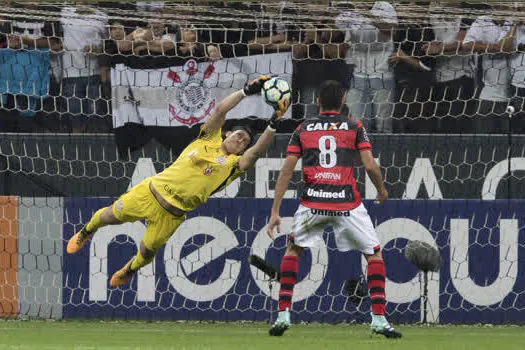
xmin=333 ymin=204 xmax=401 ymax=339
xmin=364 ymin=250 xmax=400 ymax=338
xmin=110 ymin=208 xmax=185 ymax=287
xmin=269 ymin=241 xmax=303 ymax=336
xmin=109 ymin=237 xmax=156 ymax=288
xmin=269 ymin=205 xmax=325 ymax=336
xmin=66 ymin=181 xmax=152 ymax=254
xmin=67 ymin=206 xmax=122 ymax=254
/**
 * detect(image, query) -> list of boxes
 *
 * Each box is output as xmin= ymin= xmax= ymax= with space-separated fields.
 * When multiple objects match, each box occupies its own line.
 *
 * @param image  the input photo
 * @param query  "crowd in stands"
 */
xmin=0 ymin=0 xmax=524 ymax=136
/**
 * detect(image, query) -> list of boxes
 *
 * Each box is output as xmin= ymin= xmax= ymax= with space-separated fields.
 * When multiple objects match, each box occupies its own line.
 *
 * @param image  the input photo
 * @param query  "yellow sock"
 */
xmin=130 ymin=250 xmax=156 ymax=271
xmin=85 ymin=208 xmax=106 ymax=233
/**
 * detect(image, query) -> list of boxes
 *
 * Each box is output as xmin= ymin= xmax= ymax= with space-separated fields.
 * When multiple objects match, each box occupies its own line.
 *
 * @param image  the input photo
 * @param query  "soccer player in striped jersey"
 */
xmin=267 ymin=80 xmax=401 ymax=338
xmin=67 ymin=75 xmax=289 ymax=288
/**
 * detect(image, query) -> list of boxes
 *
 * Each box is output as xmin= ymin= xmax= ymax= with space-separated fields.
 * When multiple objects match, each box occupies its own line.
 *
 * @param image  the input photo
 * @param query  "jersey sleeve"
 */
xmin=286 ymin=126 xmax=302 ymax=157
xmin=230 ymin=166 xmax=245 ymax=182
xmin=199 ymin=125 xmax=223 ymax=144
xmin=227 ymin=157 xmax=246 ymax=184
xmin=356 ymin=122 xmax=372 ymax=151
xmin=211 ymin=161 xmax=245 ymax=196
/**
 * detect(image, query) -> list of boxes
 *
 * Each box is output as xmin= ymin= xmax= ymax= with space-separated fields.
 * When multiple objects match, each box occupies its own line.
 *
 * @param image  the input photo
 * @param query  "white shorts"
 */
xmin=290 ymin=203 xmax=380 ymax=255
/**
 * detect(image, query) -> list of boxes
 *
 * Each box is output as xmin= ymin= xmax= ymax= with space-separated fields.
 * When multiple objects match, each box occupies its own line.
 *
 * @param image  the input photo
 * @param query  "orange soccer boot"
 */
xmin=66 ymin=227 xmax=94 ymax=254
xmin=110 ymin=258 xmax=136 ymax=288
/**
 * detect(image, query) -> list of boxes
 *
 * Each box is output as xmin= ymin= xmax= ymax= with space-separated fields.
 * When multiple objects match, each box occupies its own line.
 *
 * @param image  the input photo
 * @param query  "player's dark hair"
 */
xmin=317 ymin=80 xmax=345 ymax=111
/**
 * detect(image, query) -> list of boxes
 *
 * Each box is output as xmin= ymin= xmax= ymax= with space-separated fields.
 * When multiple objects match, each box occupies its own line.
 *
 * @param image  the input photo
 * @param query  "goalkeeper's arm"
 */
xmin=203 ymin=75 xmax=272 ymax=132
xmin=237 ymin=126 xmax=276 ymax=172
xmin=238 ymin=98 xmax=290 ymax=171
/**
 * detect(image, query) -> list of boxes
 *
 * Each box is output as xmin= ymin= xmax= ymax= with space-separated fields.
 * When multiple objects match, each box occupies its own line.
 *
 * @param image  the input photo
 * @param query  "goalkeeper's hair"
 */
xmin=222 ymin=124 xmax=254 ymax=146
xmin=318 ymin=80 xmax=345 ymax=111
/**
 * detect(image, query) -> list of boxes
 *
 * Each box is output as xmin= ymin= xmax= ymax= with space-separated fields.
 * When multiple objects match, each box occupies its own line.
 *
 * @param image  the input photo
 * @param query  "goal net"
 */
xmin=1 ymin=1 xmax=525 ymax=324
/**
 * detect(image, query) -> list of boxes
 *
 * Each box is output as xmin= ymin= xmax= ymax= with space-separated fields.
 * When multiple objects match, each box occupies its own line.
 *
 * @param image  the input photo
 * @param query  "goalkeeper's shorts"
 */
xmin=111 ymin=179 xmax=185 ymax=250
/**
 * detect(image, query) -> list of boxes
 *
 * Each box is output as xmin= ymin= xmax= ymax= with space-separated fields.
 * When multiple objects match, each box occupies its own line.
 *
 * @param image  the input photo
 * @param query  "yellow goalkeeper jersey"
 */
xmin=150 ymin=126 xmax=244 ymax=212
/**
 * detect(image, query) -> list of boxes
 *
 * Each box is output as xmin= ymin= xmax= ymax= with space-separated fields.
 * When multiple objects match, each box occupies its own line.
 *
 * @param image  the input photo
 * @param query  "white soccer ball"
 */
xmin=506 ymin=105 xmax=515 ymax=114
xmin=261 ymin=77 xmax=291 ymax=109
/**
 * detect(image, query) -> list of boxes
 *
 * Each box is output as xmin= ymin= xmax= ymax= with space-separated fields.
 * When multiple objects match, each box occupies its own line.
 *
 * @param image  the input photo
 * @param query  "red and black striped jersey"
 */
xmin=286 ymin=111 xmax=372 ymax=210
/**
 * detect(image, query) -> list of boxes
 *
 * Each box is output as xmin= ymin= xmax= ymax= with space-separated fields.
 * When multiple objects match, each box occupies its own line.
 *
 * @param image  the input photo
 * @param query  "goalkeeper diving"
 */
xmin=67 ymin=75 xmax=290 ymax=288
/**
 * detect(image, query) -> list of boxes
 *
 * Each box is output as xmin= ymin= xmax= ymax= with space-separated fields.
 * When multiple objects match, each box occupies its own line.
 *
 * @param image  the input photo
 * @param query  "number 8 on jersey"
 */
xmin=286 ymin=111 xmax=372 ymax=210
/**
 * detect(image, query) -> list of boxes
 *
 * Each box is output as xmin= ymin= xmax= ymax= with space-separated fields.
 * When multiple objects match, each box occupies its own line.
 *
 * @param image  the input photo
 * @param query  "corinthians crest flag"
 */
xmin=111 ymin=53 xmax=292 ymax=128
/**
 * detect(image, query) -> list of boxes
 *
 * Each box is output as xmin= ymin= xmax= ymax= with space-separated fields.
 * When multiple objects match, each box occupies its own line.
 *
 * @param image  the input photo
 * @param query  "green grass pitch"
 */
xmin=1 ymin=320 xmax=525 ymax=350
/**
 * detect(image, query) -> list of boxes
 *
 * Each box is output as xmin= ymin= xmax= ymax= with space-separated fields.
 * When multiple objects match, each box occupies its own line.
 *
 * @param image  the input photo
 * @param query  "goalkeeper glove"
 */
xmin=243 ymin=75 xmax=272 ymax=96
xmin=268 ymin=97 xmax=290 ymax=131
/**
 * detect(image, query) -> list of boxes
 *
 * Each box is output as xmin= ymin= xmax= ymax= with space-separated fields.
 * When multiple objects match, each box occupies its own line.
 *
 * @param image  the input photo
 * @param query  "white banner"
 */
xmin=111 ymin=53 xmax=292 ymax=128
